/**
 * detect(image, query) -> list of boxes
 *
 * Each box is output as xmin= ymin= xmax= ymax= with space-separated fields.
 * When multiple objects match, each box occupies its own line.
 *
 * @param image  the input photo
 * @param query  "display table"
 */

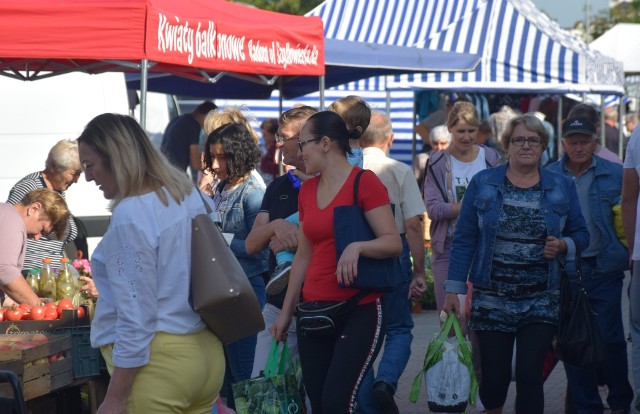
xmin=24 ymin=373 xmax=109 ymax=414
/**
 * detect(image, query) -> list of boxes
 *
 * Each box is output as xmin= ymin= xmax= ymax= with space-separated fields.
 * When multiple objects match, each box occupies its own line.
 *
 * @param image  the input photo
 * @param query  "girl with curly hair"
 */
xmin=203 ymin=122 xmax=268 ymax=409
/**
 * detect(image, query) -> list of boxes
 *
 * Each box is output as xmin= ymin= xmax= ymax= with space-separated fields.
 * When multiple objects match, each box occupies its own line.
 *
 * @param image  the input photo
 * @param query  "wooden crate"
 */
xmin=0 ymin=335 xmax=73 ymax=400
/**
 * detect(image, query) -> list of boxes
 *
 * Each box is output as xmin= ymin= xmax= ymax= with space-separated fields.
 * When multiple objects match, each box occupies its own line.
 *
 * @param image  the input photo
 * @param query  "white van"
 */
xmin=0 ymin=73 xmax=180 ymax=255
xmin=0 ymin=72 xmax=130 ymax=253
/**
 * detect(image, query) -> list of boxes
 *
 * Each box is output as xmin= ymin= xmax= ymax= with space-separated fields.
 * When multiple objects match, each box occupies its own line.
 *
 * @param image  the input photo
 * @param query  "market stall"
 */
xmin=0 ymin=1 xmax=325 ymax=411
xmin=310 ymin=0 xmax=624 ymax=161
xmin=0 ymin=0 xmax=325 ymax=127
xmin=126 ymin=37 xmax=481 ymax=101
xmin=0 ymin=257 xmax=102 ymax=413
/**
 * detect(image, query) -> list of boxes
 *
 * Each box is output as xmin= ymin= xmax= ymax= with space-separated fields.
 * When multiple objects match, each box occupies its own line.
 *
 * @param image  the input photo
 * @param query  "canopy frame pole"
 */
xmin=140 ymin=58 xmax=149 ymax=130
xmin=384 ymin=76 xmax=391 ymax=119
xmin=600 ymin=98 xmax=606 ymax=146
xmin=412 ymin=90 xmax=418 ymax=169
xmin=557 ymin=95 xmax=563 ymax=159
xmin=619 ymin=99 xmax=625 ymax=159
xmin=278 ymin=78 xmax=285 ymax=176
xmin=319 ymin=75 xmax=325 ymax=110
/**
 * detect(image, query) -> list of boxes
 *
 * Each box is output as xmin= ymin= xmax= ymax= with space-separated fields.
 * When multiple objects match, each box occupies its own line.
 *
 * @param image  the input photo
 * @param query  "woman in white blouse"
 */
xmin=78 ymin=113 xmax=224 ymax=414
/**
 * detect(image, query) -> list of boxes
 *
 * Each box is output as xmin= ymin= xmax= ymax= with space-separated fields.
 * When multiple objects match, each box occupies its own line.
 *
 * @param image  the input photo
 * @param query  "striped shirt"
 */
xmin=6 ymin=172 xmax=77 ymax=271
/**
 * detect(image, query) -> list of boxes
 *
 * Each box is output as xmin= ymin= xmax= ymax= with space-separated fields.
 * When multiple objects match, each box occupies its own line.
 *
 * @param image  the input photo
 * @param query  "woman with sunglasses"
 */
xmin=442 ymin=114 xmax=589 ymax=414
xmin=271 ymin=111 xmax=402 ymax=414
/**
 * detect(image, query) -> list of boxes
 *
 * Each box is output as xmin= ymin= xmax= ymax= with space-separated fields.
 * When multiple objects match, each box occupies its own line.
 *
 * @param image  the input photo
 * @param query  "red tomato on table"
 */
xmin=44 ymin=308 xmax=58 ymax=320
xmin=74 ymin=306 xmax=86 ymax=319
xmin=30 ymin=306 xmax=46 ymax=321
xmin=57 ymin=299 xmax=74 ymax=318
xmin=5 ymin=307 xmax=22 ymax=321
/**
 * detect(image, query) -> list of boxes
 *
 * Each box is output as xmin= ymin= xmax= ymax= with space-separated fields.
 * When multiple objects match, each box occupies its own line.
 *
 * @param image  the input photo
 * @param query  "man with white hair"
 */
xmin=357 ymin=111 xmax=427 ymax=414
xmin=414 ymin=125 xmax=451 ymax=193
xmin=429 ymin=125 xmax=452 ymax=152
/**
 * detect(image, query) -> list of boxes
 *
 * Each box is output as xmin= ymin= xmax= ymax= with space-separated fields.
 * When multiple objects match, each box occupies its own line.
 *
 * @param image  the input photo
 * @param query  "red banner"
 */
xmin=0 ymin=0 xmax=325 ymax=76
xmin=146 ymin=0 xmax=325 ymax=76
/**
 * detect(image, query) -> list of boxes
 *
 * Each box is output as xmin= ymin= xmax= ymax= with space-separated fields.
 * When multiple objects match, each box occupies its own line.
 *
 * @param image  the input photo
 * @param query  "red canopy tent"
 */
xmin=0 ymin=0 xmax=325 ymax=124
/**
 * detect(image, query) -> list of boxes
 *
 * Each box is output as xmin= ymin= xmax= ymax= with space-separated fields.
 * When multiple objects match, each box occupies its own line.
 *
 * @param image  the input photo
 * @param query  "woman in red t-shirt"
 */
xmin=271 ymin=111 xmax=402 ymax=414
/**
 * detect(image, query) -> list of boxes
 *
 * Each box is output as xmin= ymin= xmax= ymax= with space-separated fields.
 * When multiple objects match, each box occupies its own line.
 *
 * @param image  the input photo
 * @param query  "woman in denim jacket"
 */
xmin=203 ymin=122 xmax=268 ymax=409
xmin=443 ymin=115 xmax=589 ymax=414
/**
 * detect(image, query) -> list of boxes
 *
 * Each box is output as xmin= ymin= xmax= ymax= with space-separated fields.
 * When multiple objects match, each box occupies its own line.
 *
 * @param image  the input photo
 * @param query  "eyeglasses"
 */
xmin=275 ymin=133 xmax=299 ymax=143
xmin=511 ymin=136 xmax=542 ymax=147
xmin=297 ymin=137 xmax=323 ymax=151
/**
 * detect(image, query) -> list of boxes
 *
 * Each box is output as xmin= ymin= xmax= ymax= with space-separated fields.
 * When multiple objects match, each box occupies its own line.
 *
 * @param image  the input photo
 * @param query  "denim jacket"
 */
xmin=546 ymin=154 xmax=628 ymax=276
xmin=444 ymin=164 xmax=589 ymax=294
xmin=216 ymin=174 xmax=269 ymax=278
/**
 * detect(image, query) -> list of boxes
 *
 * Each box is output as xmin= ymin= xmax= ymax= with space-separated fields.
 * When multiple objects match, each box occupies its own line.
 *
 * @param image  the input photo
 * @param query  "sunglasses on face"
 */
xmin=297 ymin=137 xmax=323 ymax=151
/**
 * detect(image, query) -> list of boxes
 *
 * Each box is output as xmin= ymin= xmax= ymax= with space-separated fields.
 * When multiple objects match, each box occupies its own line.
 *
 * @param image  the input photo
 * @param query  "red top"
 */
xmin=298 ymin=168 xmax=390 ymax=304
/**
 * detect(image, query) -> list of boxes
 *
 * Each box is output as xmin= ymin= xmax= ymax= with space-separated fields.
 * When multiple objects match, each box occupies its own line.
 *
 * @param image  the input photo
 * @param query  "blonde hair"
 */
xmin=328 ymin=95 xmax=371 ymax=139
xmin=19 ymin=188 xmax=70 ymax=239
xmin=204 ymin=107 xmax=259 ymax=142
xmin=77 ymin=113 xmax=193 ymax=210
xmin=447 ymin=101 xmax=480 ymax=129
xmin=45 ymin=139 xmax=80 ymax=174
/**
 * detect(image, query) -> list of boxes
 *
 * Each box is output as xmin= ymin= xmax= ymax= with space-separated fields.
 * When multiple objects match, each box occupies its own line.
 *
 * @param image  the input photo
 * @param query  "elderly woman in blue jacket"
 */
xmin=442 ymin=114 xmax=589 ymax=414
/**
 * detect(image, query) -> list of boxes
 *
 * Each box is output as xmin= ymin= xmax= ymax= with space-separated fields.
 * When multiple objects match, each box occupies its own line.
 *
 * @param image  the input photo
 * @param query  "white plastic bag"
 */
xmin=409 ymin=314 xmax=477 ymax=413
xmin=425 ymin=340 xmax=471 ymax=412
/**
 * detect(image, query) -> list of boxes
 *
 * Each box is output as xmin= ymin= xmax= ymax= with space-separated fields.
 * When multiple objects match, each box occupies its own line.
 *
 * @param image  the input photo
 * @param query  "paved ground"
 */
xmin=392 ymin=274 xmax=635 ymax=413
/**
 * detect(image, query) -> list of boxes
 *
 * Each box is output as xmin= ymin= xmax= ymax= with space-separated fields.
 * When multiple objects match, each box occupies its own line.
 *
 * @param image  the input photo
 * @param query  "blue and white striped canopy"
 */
xmin=220 ymin=0 xmax=625 ymax=165
xmin=308 ymin=0 xmax=624 ymax=94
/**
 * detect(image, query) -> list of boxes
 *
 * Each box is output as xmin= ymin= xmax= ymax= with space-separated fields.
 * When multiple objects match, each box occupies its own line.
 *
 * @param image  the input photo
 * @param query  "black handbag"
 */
xmin=333 ymin=169 xmax=402 ymax=292
xmin=296 ymin=291 xmax=368 ymax=337
xmin=555 ymin=256 xmax=605 ymax=368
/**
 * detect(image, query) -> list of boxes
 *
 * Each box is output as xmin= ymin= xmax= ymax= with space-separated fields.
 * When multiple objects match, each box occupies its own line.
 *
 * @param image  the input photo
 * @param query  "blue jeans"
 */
xmin=565 ymin=271 xmax=633 ymax=413
xmin=220 ymin=274 xmax=266 ymax=409
xmin=357 ymin=238 xmax=414 ymax=413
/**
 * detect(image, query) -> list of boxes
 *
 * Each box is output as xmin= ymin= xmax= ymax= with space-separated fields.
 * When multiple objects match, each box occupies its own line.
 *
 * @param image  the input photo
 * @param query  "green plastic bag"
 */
xmin=409 ymin=313 xmax=477 ymax=412
xmin=232 ymin=339 xmax=304 ymax=414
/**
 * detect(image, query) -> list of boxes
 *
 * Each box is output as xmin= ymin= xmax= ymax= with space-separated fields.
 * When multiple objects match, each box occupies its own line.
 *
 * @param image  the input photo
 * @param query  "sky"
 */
xmin=531 ymin=0 xmax=610 ymax=28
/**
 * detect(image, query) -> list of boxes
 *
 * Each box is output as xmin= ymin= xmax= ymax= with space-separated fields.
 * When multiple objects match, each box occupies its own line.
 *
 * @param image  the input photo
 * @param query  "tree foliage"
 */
xmin=590 ymin=0 xmax=640 ymax=40
xmin=234 ymin=0 xmax=323 ymax=15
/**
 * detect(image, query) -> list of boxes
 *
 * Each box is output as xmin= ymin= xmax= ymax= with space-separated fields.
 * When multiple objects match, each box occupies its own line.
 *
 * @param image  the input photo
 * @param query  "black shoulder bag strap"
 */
xmin=352 ymin=169 xmax=367 ymax=206
xmin=346 ymin=169 xmax=372 ymax=305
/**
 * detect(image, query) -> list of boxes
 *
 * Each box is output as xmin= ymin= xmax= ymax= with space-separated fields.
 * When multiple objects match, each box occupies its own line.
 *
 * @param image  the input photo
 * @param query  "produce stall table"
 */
xmin=0 ymin=309 xmax=106 ymax=413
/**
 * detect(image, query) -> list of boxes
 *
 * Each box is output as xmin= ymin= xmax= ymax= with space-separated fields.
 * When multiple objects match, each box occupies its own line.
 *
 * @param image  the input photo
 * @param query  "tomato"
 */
xmin=18 ymin=304 xmax=31 ymax=320
xmin=57 ymin=299 xmax=74 ymax=318
xmin=44 ymin=308 xmax=58 ymax=320
xmin=5 ymin=307 xmax=22 ymax=322
xmin=74 ymin=306 xmax=86 ymax=319
xmin=30 ymin=306 xmax=46 ymax=321
xmin=18 ymin=303 xmax=32 ymax=312
xmin=0 ymin=308 xmax=7 ymax=322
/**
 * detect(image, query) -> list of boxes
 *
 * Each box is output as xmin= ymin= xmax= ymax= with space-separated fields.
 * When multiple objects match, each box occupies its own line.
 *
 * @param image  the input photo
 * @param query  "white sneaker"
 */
xmin=266 ymin=262 xmax=291 ymax=295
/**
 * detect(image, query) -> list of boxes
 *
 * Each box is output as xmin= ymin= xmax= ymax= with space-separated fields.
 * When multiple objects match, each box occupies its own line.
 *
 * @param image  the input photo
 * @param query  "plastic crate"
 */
xmin=54 ymin=326 xmax=100 ymax=378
